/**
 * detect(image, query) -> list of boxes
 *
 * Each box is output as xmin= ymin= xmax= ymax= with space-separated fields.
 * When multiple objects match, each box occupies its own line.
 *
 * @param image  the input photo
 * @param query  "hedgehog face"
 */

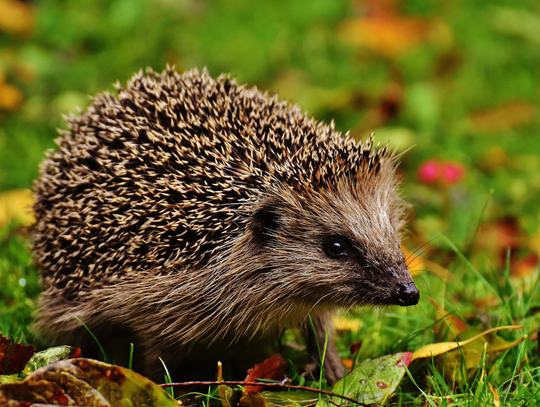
xmin=318 ymin=182 xmax=419 ymax=308
xmin=248 ymin=180 xmax=419 ymax=310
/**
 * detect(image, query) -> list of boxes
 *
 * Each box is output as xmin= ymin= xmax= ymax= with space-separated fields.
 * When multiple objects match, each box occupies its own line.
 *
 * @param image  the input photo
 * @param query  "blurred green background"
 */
xmin=0 ymin=0 xmax=539 ymax=345
xmin=2 ymin=0 xmax=540 ymax=241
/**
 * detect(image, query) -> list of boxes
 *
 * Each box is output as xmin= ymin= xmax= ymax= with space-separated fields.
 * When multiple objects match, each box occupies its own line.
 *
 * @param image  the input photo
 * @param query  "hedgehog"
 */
xmin=31 ymin=67 xmax=419 ymax=383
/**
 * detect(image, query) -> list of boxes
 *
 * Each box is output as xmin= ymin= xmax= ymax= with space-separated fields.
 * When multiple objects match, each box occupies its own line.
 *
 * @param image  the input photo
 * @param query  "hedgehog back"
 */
xmin=32 ymin=68 xmax=386 ymax=300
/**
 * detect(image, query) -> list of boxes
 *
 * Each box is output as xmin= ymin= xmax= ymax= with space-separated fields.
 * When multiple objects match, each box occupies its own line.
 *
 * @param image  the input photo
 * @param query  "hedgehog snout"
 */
xmin=384 ymin=262 xmax=420 ymax=306
xmin=392 ymin=280 xmax=420 ymax=306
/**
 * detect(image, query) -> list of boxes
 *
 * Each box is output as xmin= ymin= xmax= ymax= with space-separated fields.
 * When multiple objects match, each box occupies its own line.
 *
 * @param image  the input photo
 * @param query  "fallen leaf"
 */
xmin=403 ymin=245 xmax=452 ymax=280
xmin=239 ymin=392 xmax=266 ymax=407
xmin=23 ymin=346 xmax=81 ymax=376
xmin=219 ymin=383 xmax=242 ymax=407
xmin=331 ymin=352 xmax=411 ymax=405
xmin=261 ymin=390 xmax=318 ymax=407
xmin=333 ymin=315 xmax=363 ymax=333
xmin=0 ymin=82 xmax=24 ymax=111
xmin=337 ymin=15 xmax=430 ymax=58
xmin=0 ymin=376 xmax=22 ymax=385
xmin=489 ymin=382 xmax=501 ymax=407
xmin=0 ymin=358 xmax=177 ymax=406
xmin=244 ymin=354 xmax=287 ymax=393
xmin=343 ymin=359 xmax=354 ymax=369
xmin=469 ymin=100 xmax=537 ymax=132
xmin=0 ymin=189 xmax=35 ymax=227
xmin=350 ymin=340 xmax=362 ymax=356
xmin=402 ymin=245 xmax=424 ymax=276
xmin=411 ymin=325 xmax=525 ymax=361
xmin=0 ymin=334 xmax=35 ymax=375
xmin=0 ymin=0 xmax=35 ymax=36
xmin=437 ymin=331 xmax=526 ymax=382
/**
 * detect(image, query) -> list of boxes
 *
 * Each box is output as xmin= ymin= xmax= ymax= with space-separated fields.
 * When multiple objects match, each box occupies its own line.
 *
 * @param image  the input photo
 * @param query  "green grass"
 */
xmin=0 ymin=224 xmax=41 ymax=344
xmin=1 ymin=0 xmax=540 ymax=405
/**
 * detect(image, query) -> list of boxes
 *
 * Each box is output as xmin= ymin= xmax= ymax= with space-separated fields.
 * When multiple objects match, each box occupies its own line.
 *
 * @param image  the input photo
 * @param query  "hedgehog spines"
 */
xmin=32 ymin=67 xmax=417 ymax=383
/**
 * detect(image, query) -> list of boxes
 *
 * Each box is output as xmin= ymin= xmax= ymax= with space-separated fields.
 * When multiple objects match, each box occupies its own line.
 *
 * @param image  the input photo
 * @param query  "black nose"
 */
xmin=392 ymin=281 xmax=420 ymax=306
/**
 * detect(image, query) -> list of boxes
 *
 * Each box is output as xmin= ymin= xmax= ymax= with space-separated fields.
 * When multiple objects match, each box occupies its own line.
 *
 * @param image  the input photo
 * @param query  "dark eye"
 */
xmin=324 ymin=235 xmax=349 ymax=259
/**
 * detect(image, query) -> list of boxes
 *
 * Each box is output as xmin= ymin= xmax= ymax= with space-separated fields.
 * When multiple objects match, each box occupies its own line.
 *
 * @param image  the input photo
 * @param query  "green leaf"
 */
xmin=330 ymin=352 xmax=412 ymax=405
xmin=0 ymin=376 xmax=22 ymax=385
xmin=261 ymin=390 xmax=319 ymax=407
xmin=23 ymin=345 xmax=81 ymax=376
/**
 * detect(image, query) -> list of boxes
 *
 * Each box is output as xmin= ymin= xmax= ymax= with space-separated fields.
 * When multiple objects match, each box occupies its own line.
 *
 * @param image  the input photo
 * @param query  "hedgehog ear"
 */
xmin=251 ymin=206 xmax=280 ymax=243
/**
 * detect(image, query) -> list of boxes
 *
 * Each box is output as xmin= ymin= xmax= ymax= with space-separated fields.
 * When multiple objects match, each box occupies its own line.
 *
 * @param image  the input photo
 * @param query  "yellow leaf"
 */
xmin=332 ymin=315 xmax=363 ymax=333
xmin=425 ymin=259 xmax=453 ymax=281
xmin=402 ymin=245 xmax=423 ymax=276
xmin=0 ymin=0 xmax=35 ymax=36
xmin=0 ymin=189 xmax=35 ymax=227
xmin=489 ymin=382 xmax=500 ymax=407
xmin=411 ymin=325 xmax=524 ymax=361
xmin=403 ymin=246 xmax=454 ymax=280
xmin=0 ymin=82 xmax=24 ymax=111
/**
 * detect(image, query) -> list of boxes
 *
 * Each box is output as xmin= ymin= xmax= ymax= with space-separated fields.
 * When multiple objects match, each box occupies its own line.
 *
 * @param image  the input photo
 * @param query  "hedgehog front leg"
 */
xmin=302 ymin=313 xmax=344 ymax=384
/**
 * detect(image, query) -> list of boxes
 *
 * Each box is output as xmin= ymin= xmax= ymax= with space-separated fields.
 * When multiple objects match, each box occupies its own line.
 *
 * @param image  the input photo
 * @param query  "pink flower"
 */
xmin=417 ymin=159 xmax=467 ymax=185
xmin=417 ymin=159 xmax=441 ymax=183
xmin=441 ymin=161 xmax=466 ymax=185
